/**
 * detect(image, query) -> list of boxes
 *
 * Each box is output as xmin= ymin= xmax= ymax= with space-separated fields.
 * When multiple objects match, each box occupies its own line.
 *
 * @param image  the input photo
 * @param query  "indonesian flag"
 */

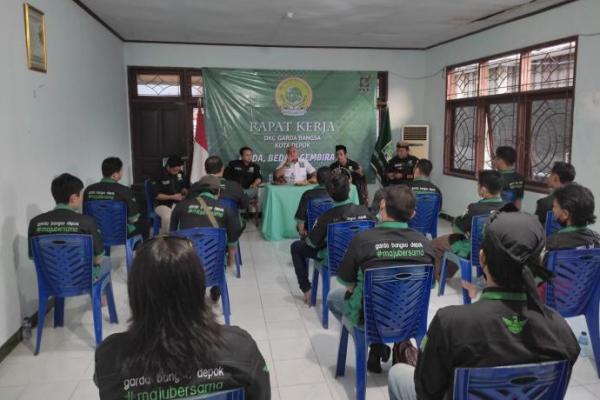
xmin=190 ymin=100 xmax=209 ymax=183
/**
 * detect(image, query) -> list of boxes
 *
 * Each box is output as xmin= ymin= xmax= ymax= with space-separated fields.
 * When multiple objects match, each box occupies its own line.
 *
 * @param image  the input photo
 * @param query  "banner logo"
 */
xmin=275 ymin=77 xmax=312 ymax=116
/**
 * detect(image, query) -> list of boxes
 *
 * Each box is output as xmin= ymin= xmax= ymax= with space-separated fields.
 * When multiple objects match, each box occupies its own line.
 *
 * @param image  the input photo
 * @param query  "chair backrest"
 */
xmin=327 ymin=220 xmax=375 ymax=275
xmin=190 ymin=388 xmax=245 ymax=400
xmin=453 ymin=360 xmax=570 ymax=400
xmin=173 ymin=227 xmax=227 ymax=287
xmin=220 ymin=197 xmax=239 ymax=214
xmin=501 ymin=190 xmax=517 ymax=204
xmin=545 ymin=211 xmax=562 ymax=237
xmin=408 ymin=193 xmax=441 ymax=237
xmin=31 ymin=234 xmax=94 ymax=297
xmin=470 ymin=214 xmax=489 ymax=267
xmin=307 ymin=197 xmax=334 ymax=232
xmin=144 ymin=179 xmax=156 ymax=217
xmin=544 ymin=248 xmax=600 ymax=317
xmin=84 ymin=200 xmax=128 ymax=246
xmin=363 ymin=264 xmax=433 ymax=345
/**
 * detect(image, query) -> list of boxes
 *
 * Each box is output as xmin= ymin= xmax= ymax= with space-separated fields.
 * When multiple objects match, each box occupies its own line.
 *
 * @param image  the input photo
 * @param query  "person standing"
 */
xmin=385 ymin=141 xmax=419 ymax=186
xmin=152 ymin=156 xmax=188 ymax=234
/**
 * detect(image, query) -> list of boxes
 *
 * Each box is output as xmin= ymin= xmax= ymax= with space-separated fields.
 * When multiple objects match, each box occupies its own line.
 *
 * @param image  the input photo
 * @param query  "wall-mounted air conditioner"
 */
xmin=402 ymin=125 xmax=429 ymax=159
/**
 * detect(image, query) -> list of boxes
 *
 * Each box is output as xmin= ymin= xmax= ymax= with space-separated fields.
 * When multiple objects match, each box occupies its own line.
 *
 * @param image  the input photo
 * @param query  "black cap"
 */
xmin=166 ymin=155 xmax=184 ymax=168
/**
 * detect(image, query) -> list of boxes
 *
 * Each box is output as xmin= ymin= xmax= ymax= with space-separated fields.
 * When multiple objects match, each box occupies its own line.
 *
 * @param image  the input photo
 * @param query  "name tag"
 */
xmin=248 ymin=167 xmax=254 ymax=173
xmin=161 ymin=180 xmax=170 ymax=185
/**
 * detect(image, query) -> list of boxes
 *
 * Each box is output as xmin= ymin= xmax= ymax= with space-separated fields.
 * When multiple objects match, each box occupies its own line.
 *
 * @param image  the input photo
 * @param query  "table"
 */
xmin=261 ymin=183 xmax=359 ymax=241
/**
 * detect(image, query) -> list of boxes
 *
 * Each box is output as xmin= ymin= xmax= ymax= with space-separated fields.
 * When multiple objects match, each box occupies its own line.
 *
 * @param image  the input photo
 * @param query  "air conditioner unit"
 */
xmin=402 ymin=125 xmax=430 ymax=159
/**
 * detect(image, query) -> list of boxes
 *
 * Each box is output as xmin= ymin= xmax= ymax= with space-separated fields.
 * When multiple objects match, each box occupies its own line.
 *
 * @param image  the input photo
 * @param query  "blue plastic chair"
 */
xmin=336 ymin=264 xmax=434 ymax=400
xmin=31 ymin=234 xmax=118 ymax=354
xmin=144 ymin=179 xmax=161 ymax=236
xmin=438 ymin=214 xmax=488 ymax=305
xmin=311 ymin=220 xmax=375 ymax=329
xmin=545 ymin=211 xmax=562 ymax=237
xmin=220 ymin=197 xmax=243 ymax=279
xmin=307 ymin=197 xmax=334 ymax=233
xmin=453 ymin=360 xmax=570 ymax=399
xmin=173 ymin=227 xmax=232 ymax=325
xmin=83 ymin=200 xmax=143 ymax=273
xmin=501 ymin=190 xmax=518 ymax=204
xmin=191 ymin=389 xmax=244 ymax=399
xmin=545 ymin=248 xmax=600 ymax=378
xmin=408 ymin=193 xmax=442 ymax=238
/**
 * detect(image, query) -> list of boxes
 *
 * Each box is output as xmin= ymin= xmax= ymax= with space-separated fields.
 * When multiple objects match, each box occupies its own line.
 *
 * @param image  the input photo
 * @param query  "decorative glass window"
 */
xmin=451 ymin=104 xmax=477 ymax=172
xmin=191 ymin=74 xmax=204 ymax=97
xmin=136 ymin=73 xmax=181 ymax=97
xmin=447 ymin=63 xmax=479 ymax=100
xmin=479 ymin=54 xmax=520 ymax=96
xmin=483 ymin=101 xmax=518 ymax=169
xmin=523 ymin=41 xmax=576 ymax=91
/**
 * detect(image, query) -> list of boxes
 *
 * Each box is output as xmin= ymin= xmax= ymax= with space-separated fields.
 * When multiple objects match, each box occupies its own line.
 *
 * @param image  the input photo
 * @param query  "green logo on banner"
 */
xmin=275 ymin=77 xmax=313 ymax=116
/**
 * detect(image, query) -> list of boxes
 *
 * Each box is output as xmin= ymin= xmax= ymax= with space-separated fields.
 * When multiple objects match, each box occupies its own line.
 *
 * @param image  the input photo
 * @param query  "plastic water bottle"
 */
xmin=578 ymin=331 xmax=590 ymax=357
xmin=290 ymin=172 xmax=295 ymax=184
xmin=22 ymin=317 xmax=32 ymax=340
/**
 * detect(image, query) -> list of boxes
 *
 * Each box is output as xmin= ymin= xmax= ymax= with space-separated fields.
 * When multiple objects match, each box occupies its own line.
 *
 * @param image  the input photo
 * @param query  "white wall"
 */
xmin=0 ymin=0 xmax=129 ymax=343
xmin=124 ymin=43 xmax=428 ymax=142
xmin=424 ymin=0 xmax=600 ymax=218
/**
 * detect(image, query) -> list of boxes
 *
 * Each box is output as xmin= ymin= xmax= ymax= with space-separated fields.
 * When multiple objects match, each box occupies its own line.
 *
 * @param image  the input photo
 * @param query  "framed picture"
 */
xmin=23 ymin=3 xmax=47 ymax=73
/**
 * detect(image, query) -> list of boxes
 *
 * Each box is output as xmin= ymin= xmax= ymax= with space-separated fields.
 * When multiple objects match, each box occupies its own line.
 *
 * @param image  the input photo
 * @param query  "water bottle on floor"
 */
xmin=578 ymin=331 xmax=590 ymax=357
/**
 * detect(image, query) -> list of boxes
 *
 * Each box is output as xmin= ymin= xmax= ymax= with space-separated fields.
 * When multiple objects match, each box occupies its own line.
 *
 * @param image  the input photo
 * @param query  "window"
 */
xmin=444 ymin=38 xmax=576 ymax=190
xmin=191 ymin=74 xmax=204 ymax=97
xmin=136 ymin=73 xmax=181 ymax=97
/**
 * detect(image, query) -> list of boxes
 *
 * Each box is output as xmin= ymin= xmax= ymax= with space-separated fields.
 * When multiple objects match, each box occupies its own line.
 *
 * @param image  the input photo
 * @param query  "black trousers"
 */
xmin=290 ymin=240 xmax=320 ymax=293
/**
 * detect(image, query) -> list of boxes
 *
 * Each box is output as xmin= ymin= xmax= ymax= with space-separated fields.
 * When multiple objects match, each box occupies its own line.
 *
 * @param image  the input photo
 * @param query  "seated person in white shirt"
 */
xmin=274 ymin=146 xmax=317 ymax=184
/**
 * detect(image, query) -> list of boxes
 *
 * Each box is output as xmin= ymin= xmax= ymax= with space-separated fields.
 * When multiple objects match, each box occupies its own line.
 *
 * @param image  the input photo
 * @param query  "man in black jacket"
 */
xmin=493 ymin=146 xmax=524 ymax=209
xmin=387 ymin=212 xmax=580 ymax=400
xmin=384 ymin=141 xmax=419 ymax=186
xmin=535 ymin=162 xmax=576 ymax=225
xmin=152 ymin=155 xmax=189 ymax=234
xmin=224 ymin=147 xmax=263 ymax=199
xmin=294 ymin=167 xmax=331 ymax=237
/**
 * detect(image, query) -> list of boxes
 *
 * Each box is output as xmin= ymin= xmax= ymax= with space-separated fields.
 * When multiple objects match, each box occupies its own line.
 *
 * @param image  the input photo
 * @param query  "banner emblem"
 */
xmin=275 ymin=77 xmax=313 ymax=116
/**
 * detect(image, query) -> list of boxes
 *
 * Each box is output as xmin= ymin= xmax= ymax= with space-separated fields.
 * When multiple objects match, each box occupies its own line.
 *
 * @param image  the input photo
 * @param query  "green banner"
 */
xmin=203 ymin=68 xmax=377 ymax=180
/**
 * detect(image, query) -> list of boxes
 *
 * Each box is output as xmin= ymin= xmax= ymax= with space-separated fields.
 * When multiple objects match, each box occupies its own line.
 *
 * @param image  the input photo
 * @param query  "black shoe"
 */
xmin=367 ymin=344 xmax=391 ymax=374
xmin=210 ymin=287 xmax=221 ymax=303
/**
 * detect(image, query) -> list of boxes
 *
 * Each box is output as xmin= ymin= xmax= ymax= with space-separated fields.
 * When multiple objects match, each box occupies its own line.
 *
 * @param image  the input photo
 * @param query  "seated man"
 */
xmin=290 ymin=171 xmax=373 ymax=303
xmin=274 ymin=146 xmax=317 ymax=184
xmin=535 ymin=161 xmax=576 ymax=225
xmin=191 ymin=156 xmax=249 ymax=211
xmin=546 ymin=183 xmax=600 ymax=253
xmin=328 ymin=185 xmax=435 ymax=373
xmin=388 ymin=212 xmax=580 ymax=400
xmin=330 ymin=145 xmax=367 ymax=206
xmin=431 ymin=170 xmax=506 ymax=281
xmin=384 ymin=141 xmax=419 ymax=186
xmin=493 ymin=146 xmax=524 ymax=209
xmin=28 ymin=173 xmax=106 ymax=280
xmin=170 ymin=175 xmax=242 ymax=301
xmin=84 ymin=157 xmax=150 ymax=239
xmin=152 ymin=155 xmax=188 ymax=234
xmin=224 ymin=146 xmax=263 ymax=200
xmin=408 ymin=159 xmax=442 ymax=206
xmin=295 ymin=167 xmax=331 ymax=238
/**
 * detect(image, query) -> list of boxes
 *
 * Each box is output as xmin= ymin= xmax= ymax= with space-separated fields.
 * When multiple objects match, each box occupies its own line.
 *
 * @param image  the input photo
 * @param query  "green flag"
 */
xmin=370 ymin=107 xmax=393 ymax=183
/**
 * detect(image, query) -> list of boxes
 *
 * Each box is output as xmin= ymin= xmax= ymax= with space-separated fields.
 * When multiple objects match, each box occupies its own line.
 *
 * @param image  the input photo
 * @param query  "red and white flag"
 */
xmin=190 ymin=101 xmax=209 ymax=183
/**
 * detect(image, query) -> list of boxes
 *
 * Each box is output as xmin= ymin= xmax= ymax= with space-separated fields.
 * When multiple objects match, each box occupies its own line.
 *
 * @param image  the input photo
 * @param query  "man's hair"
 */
xmin=316 ymin=167 xmax=332 ymax=186
xmin=326 ymin=171 xmax=350 ymax=202
xmin=166 ymin=155 xmax=184 ymax=168
xmin=239 ymin=146 xmax=252 ymax=156
xmin=495 ymin=146 xmax=517 ymax=166
xmin=384 ymin=185 xmax=416 ymax=222
xmin=415 ymin=159 xmax=433 ymax=176
xmin=51 ymin=173 xmax=84 ymax=204
xmin=101 ymin=157 xmax=123 ymax=178
xmin=478 ymin=170 xmax=503 ymax=195
xmin=554 ymin=183 xmax=596 ymax=226
xmin=204 ymin=156 xmax=224 ymax=174
xmin=125 ymin=236 xmax=222 ymax=378
xmin=286 ymin=146 xmax=297 ymax=155
xmin=551 ymin=162 xmax=576 ymax=184
xmin=335 ymin=145 xmax=347 ymax=154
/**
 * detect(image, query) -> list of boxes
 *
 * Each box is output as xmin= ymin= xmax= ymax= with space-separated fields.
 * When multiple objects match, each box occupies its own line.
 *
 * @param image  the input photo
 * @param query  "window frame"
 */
xmin=443 ymin=36 xmax=577 ymax=193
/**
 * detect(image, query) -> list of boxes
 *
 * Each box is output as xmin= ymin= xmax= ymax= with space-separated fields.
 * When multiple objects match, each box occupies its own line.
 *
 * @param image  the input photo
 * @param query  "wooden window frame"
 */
xmin=443 ymin=37 xmax=577 ymax=193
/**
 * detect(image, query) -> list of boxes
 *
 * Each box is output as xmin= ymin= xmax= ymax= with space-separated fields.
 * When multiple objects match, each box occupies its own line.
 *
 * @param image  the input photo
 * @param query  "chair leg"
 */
xmin=438 ymin=252 xmax=449 ymax=296
xmin=53 ymin=297 xmax=65 ymax=327
xmin=311 ymin=265 xmax=319 ymax=307
xmin=354 ymin=330 xmax=367 ymax=400
xmin=459 ymin=260 xmax=472 ymax=305
xmin=585 ymin=300 xmax=600 ymax=378
xmin=104 ymin=246 xmax=111 ymax=257
xmin=221 ymin=282 xmax=231 ymax=326
xmin=335 ymin=325 xmax=349 ymax=377
xmin=235 ymin=243 xmax=241 ymax=279
xmin=237 ymin=243 xmax=242 ymax=266
xmin=105 ymin=281 xmax=119 ymax=324
xmin=322 ymin=268 xmax=330 ymax=329
xmin=91 ymin=286 xmax=103 ymax=346
xmin=34 ymin=295 xmax=48 ymax=355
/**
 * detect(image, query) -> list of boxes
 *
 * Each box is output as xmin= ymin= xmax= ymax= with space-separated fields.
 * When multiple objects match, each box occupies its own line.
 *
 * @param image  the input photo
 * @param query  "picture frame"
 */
xmin=23 ymin=3 xmax=47 ymax=73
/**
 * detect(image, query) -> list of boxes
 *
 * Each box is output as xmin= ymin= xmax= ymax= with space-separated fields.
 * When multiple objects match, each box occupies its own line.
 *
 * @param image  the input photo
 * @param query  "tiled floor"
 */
xmin=1 ymin=219 xmax=599 ymax=399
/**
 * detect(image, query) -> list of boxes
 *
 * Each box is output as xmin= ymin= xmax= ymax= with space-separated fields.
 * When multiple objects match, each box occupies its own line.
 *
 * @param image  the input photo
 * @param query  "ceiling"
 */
xmin=78 ymin=0 xmax=576 ymax=49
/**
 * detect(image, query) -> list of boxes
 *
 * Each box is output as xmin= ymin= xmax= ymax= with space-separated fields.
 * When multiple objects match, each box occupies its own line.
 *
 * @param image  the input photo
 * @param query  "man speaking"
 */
xmin=274 ymin=146 xmax=317 ymax=184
